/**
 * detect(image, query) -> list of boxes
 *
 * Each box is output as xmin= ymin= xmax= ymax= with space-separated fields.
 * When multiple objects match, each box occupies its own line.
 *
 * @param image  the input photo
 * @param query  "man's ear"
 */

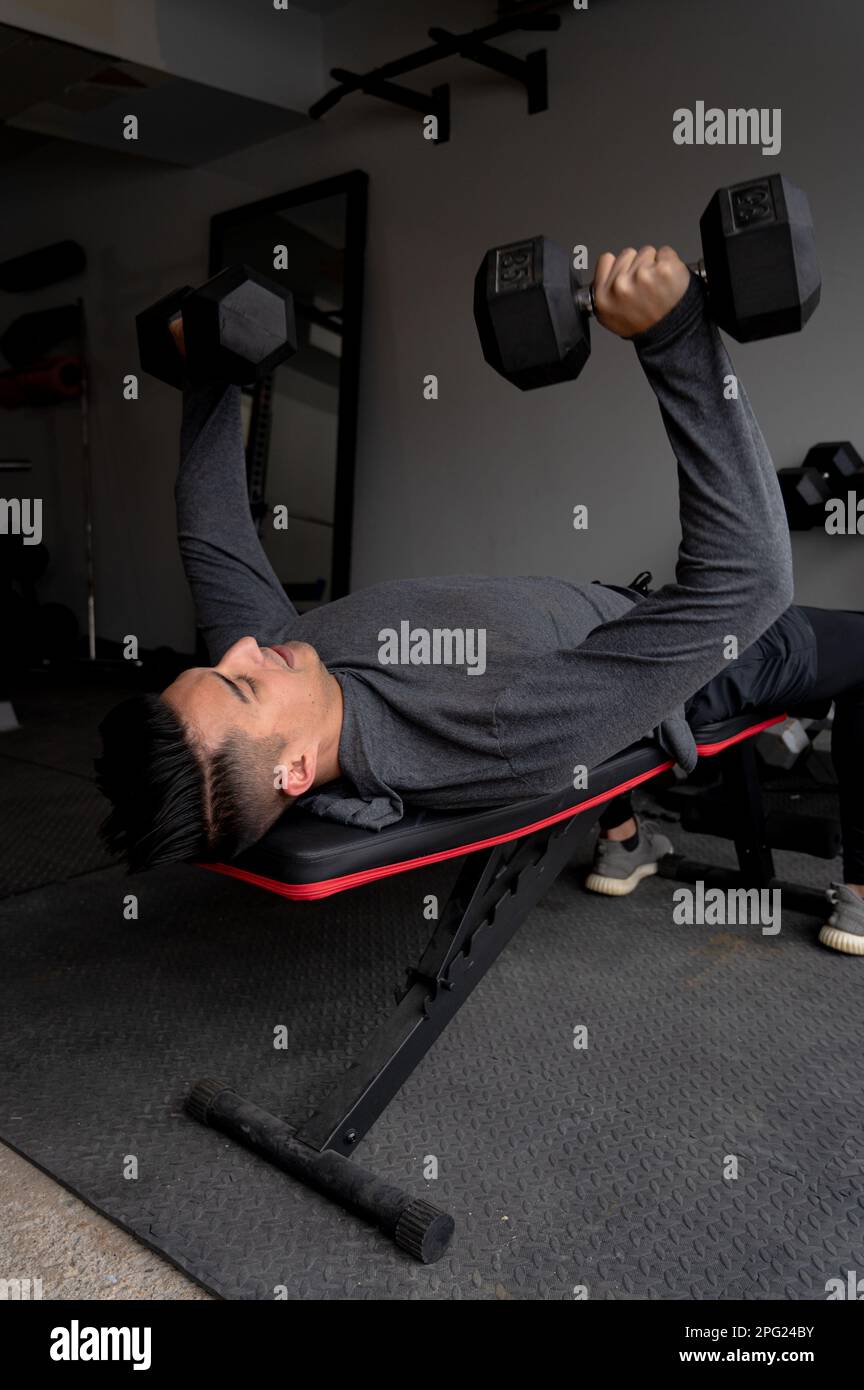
xmin=274 ymin=749 xmax=317 ymax=799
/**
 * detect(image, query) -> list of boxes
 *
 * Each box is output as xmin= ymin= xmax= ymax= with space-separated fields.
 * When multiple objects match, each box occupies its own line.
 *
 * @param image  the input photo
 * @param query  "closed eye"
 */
xmin=239 ymin=673 xmax=261 ymax=697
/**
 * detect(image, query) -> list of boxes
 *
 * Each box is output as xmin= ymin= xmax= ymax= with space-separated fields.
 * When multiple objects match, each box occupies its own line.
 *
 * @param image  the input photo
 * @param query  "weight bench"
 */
xmin=186 ymin=709 xmax=825 ymax=1264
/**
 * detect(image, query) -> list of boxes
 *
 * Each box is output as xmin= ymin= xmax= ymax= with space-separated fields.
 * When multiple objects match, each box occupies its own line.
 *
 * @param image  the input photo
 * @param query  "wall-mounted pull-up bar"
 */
xmin=308 ymin=11 xmax=562 ymax=145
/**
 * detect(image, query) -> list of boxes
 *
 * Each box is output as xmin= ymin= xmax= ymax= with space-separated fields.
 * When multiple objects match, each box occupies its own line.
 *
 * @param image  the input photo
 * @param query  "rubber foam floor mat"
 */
xmin=0 ymin=849 xmax=861 ymax=1300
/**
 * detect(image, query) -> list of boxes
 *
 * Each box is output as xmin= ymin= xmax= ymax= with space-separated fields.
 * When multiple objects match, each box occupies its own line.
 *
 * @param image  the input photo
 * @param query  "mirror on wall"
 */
xmin=210 ymin=170 xmax=367 ymax=608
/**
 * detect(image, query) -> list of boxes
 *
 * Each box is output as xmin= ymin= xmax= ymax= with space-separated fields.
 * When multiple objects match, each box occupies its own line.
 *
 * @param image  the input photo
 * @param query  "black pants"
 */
xmin=599 ymin=606 xmax=864 ymax=882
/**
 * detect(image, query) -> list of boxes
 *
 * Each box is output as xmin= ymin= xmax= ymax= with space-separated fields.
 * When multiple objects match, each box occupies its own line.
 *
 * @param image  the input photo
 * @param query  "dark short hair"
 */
xmin=96 ymin=695 xmax=285 ymax=871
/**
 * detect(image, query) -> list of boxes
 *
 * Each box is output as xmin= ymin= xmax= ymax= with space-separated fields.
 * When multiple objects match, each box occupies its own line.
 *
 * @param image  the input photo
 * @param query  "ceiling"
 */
xmin=0 ymin=23 xmax=307 ymax=167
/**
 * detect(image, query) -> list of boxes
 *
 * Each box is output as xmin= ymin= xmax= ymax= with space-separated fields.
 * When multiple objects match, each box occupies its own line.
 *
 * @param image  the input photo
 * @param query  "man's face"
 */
xmin=163 ymin=635 xmax=328 ymax=798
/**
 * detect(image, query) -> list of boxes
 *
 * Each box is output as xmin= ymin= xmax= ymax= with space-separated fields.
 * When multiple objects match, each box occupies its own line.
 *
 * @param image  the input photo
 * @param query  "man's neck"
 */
xmin=313 ymin=669 xmax=344 ymax=787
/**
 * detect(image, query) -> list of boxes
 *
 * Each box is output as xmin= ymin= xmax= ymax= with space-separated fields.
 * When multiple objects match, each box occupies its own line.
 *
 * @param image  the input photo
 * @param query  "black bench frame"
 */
xmin=189 ymin=800 xmax=604 ymax=1262
xmin=186 ymin=713 xmax=831 ymax=1263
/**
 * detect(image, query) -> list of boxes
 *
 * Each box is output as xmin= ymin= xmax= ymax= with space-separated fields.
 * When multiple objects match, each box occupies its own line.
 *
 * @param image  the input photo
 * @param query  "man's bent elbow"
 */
xmin=751 ymin=564 xmax=795 ymax=633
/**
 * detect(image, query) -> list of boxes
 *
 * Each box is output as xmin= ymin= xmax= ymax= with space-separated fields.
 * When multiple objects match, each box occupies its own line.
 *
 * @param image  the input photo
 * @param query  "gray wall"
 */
xmin=1 ymin=0 xmax=861 ymax=652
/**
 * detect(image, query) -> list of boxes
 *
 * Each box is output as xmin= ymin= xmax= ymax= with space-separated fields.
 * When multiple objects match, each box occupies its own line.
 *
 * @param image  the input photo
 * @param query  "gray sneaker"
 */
xmin=819 ymin=883 xmax=864 ymax=956
xmin=585 ymin=816 xmax=674 ymax=897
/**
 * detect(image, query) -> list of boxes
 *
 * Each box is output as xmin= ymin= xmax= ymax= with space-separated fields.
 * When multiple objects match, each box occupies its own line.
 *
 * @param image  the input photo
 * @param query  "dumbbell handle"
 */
xmin=573 ymin=258 xmax=707 ymax=316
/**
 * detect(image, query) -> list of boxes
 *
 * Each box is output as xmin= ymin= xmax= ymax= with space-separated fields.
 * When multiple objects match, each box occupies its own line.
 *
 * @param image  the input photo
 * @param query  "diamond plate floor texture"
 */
xmin=1 ymin=809 xmax=861 ymax=1300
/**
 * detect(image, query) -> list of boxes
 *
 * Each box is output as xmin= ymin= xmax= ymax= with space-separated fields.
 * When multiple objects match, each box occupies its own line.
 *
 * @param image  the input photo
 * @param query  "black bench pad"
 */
xmin=204 ymin=712 xmax=784 ymax=900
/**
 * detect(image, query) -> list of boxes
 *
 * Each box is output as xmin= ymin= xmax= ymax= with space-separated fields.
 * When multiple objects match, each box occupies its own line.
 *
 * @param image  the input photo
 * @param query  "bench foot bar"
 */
xmin=186 ymin=1079 xmax=454 ymax=1263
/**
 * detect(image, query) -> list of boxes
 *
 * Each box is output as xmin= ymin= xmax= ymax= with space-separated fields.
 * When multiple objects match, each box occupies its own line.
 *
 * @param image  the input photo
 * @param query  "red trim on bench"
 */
xmin=695 ymin=713 xmax=785 ymax=756
xmin=202 ymin=714 xmax=787 ymax=902
xmin=203 ymin=760 xmax=673 ymax=902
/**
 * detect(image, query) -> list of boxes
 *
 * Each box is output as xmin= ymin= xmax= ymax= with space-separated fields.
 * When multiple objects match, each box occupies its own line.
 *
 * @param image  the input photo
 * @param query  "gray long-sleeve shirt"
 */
xmin=176 ymin=276 xmax=793 ymax=830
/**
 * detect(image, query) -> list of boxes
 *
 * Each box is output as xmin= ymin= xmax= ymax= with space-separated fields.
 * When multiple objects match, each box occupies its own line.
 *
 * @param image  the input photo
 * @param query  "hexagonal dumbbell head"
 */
xmin=182 ymin=265 xmax=297 ymax=385
xmin=699 ymin=174 xmax=821 ymax=342
xmin=778 ymin=464 xmax=833 ymax=530
xmin=136 ymin=285 xmax=193 ymax=389
xmin=756 ymin=717 xmax=811 ymax=770
xmin=474 ymin=237 xmax=591 ymax=390
xmin=802 ymin=441 xmax=864 ymax=491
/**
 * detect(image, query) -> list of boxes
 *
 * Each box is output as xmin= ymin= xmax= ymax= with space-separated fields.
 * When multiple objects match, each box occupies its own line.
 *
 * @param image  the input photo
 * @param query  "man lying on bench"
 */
xmin=97 ymin=246 xmax=864 ymax=956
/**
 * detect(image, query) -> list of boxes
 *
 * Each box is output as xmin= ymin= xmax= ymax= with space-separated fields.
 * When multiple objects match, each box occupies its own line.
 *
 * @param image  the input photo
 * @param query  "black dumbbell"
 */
xmin=777 ymin=466 xmax=832 ymax=530
xmin=475 ymin=173 xmax=821 ymax=391
xmin=136 ymin=264 xmax=297 ymax=389
xmin=801 ymin=441 xmax=864 ymax=491
xmin=778 ymin=441 xmax=864 ymax=530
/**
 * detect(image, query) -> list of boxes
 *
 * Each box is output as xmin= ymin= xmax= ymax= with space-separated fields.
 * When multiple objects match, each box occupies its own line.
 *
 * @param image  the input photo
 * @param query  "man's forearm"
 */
xmin=176 ymin=382 xmax=297 ymax=663
xmin=587 ymin=249 xmax=795 ymax=655
xmin=632 ymin=274 xmax=794 ymax=640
